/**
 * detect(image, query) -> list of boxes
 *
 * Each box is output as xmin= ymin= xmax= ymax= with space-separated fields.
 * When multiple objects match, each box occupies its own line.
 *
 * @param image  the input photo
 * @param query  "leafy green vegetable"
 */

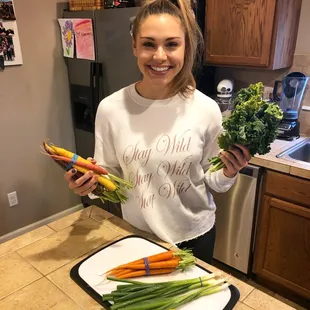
xmin=209 ymin=82 xmax=283 ymax=173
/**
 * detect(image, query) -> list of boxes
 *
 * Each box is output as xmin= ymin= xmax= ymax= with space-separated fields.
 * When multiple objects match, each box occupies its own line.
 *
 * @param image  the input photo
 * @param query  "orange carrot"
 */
xmin=115 ymin=268 xmax=175 ymax=279
xmin=112 ymin=259 xmax=180 ymax=271
xmin=49 ymin=154 xmax=108 ymax=175
xmin=109 ymin=251 xmax=175 ymax=272
xmin=108 ymin=268 xmax=133 ymax=276
xmin=104 ymin=250 xmax=196 ymax=279
xmin=111 ymin=269 xmax=136 ymax=278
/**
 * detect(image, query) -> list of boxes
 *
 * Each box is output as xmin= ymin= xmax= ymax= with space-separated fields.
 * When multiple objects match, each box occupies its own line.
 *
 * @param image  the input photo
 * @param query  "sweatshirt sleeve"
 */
xmin=88 ymin=102 xmax=122 ymax=201
xmin=93 ymin=102 xmax=122 ymax=178
xmin=201 ymin=104 xmax=238 ymax=193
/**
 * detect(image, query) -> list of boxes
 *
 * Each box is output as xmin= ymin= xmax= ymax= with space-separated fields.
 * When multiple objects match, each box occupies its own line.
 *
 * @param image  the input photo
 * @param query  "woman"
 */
xmin=64 ymin=0 xmax=250 ymax=263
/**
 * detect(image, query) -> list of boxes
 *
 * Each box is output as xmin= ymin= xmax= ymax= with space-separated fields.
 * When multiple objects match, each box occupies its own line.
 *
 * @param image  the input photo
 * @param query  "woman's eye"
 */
xmin=166 ymin=42 xmax=178 ymax=48
xmin=142 ymin=42 xmax=155 ymax=48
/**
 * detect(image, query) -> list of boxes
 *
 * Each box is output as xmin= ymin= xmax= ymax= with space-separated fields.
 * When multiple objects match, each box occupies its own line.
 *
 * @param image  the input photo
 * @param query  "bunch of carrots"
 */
xmin=41 ymin=140 xmax=132 ymax=204
xmin=103 ymin=249 xmax=196 ymax=279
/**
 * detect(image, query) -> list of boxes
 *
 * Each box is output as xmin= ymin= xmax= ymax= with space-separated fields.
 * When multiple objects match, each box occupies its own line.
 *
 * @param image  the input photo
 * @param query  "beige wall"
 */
xmin=295 ymin=0 xmax=310 ymax=54
xmin=0 ymin=0 xmax=80 ymax=236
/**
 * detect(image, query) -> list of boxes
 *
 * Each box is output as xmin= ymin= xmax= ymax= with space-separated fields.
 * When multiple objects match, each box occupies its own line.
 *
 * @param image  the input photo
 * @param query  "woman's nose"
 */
xmin=153 ymin=47 xmax=167 ymax=61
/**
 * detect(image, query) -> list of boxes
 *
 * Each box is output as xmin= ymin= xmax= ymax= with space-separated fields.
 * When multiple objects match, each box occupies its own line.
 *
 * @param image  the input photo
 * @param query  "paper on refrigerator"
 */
xmin=58 ymin=18 xmax=75 ymax=58
xmin=73 ymin=19 xmax=95 ymax=61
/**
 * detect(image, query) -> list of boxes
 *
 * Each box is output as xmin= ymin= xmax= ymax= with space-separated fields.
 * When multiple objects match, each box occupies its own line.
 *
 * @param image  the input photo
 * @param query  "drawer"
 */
xmin=264 ymin=170 xmax=310 ymax=207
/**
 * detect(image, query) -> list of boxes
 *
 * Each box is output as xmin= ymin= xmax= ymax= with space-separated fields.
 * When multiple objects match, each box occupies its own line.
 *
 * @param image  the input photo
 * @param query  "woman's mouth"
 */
xmin=147 ymin=65 xmax=172 ymax=75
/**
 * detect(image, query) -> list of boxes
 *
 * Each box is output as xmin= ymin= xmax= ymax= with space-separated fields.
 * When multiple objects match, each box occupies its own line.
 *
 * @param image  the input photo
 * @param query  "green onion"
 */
xmin=103 ymin=273 xmax=229 ymax=310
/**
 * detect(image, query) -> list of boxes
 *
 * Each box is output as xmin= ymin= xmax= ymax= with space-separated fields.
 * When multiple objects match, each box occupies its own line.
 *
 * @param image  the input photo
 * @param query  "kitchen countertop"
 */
xmin=250 ymin=136 xmax=310 ymax=179
xmin=0 ymin=205 xmax=305 ymax=310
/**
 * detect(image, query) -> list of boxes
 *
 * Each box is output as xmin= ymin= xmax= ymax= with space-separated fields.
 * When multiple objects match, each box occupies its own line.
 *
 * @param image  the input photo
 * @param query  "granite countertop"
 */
xmin=250 ymin=136 xmax=310 ymax=179
xmin=0 ymin=205 xmax=304 ymax=309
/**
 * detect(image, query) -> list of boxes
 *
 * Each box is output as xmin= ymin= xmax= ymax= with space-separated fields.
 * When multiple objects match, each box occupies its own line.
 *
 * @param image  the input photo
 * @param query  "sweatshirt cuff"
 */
xmin=88 ymin=192 xmax=101 ymax=200
xmin=216 ymin=168 xmax=238 ymax=186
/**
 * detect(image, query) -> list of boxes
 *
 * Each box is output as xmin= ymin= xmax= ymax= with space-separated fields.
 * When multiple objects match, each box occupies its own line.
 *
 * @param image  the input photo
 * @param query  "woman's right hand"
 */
xmin=64 ymin=157 xmax=98 ymax=196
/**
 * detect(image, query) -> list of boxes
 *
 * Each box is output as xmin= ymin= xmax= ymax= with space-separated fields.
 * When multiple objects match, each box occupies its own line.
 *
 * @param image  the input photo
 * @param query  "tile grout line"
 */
xmin=0 ymin=274 xmax=43 ymax=302
xmin=40 ymin=277 xmax=85 ymax=309
xmin=18 ymin=239 xmax=119 ymax=278
xmin=46 ymin=224 xmax=59 ymax=233
xmin=43 ymin=235 xmax=123 ymax=277
xmin=240 ymin=286 xmax=255 ymax=303
xmin=239 ymin=301 xmax=255 ymax=309
xmin=47 ymin=207 xmax=94 ymax=232
xmin=14 ymin=215 xmax=123 ymax=278
xmin=241 ymin=288 xmax=256 ymax=307
xmin=15 ymin=250 xmax=45 ymax=276
xmin=0 ymin=227 xmax=56 ymax=259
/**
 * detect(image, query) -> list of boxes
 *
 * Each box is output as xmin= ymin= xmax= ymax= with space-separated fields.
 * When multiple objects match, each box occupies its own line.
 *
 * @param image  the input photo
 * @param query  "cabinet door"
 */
xmin=205 ymin=0 xmax=276 ymax=66
xmin=254 ymin=195 xmax=310 ymax=299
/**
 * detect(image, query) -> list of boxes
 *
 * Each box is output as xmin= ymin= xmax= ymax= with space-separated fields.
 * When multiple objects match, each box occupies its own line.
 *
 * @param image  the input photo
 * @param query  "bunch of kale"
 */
xmin=209 ymin=82 xmax=283 ymax=172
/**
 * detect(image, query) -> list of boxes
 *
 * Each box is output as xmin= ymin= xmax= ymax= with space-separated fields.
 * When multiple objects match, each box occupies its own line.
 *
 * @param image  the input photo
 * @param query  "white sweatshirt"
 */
xmin=93 ymin=84 xmax=237 ymax=244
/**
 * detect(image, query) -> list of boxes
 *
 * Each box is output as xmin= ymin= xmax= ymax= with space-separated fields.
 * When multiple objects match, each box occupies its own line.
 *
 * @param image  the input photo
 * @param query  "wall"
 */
xmin=295 ymin=0 xmax=310 ymax=55
xmin=215 ymin=0 xmax=310 ymax=136
xmin=0 ymin=0 xmax=80 ymax=237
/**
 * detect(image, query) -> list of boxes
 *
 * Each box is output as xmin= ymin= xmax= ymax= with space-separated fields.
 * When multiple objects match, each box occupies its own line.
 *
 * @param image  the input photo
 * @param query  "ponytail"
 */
xmin=131 ymin=0 xmax=204 ymax=98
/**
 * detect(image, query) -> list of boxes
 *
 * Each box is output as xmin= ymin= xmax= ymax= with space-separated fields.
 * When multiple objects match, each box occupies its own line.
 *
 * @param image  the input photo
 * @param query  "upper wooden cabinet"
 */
xmin=205 ymin=0 xmax=302 ymax=69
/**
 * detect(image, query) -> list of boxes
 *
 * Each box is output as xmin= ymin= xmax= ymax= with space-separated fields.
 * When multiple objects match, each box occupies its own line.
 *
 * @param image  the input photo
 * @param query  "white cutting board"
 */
xmin=75 ymin=236 xmax=237 ymax=309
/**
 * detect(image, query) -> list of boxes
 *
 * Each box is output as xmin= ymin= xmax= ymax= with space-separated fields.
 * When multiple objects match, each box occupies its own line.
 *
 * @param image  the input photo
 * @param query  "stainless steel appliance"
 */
xmin=212 ymin=164 xmax=263 ymax=274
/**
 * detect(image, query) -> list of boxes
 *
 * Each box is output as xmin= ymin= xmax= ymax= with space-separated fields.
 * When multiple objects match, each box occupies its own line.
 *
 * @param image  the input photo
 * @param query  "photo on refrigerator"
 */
xmin=0 ymin=0 xmax=16 ymax=20
xmin=0 ymin=20 xmax=22 ymax=65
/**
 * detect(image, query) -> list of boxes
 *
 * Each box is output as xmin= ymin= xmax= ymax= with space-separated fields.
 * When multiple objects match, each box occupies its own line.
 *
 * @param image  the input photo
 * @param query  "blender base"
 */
xmin=277 ymin=120 xmax=300 ymax=141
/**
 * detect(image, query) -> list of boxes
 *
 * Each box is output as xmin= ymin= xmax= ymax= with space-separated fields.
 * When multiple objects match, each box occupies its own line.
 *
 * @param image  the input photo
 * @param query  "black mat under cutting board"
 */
xmin=70 ymin=235 xmax=240 ymax=309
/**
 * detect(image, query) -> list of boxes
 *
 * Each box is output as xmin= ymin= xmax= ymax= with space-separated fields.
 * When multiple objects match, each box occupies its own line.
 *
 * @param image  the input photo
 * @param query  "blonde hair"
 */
xmin=131 ymin=0 xmax=204 ymax=98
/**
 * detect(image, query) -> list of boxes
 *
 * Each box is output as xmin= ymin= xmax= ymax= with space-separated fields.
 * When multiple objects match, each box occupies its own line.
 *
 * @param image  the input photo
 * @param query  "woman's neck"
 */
xmin=136 ymin=80 xmax=172 ymax=100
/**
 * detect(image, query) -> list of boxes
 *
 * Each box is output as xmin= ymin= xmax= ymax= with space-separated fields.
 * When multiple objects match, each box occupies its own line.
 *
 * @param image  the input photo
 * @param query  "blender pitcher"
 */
xmin=273 ymin=72 xmax=309 ymax=140
xmin=273 ymin=72 xmax=309 ymax=120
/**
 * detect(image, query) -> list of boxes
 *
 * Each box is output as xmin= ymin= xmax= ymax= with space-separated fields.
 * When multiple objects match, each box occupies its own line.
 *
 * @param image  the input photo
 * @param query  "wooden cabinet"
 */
xmin=205 ymin=0 xmax=302 ymax=69
xmin=253 ymin=170 xmax=310 ymax=302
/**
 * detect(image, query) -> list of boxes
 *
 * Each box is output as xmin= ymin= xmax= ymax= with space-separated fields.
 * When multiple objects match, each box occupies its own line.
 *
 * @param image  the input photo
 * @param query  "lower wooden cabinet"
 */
xmin=254 ymin=172 xmax=310 ymax=300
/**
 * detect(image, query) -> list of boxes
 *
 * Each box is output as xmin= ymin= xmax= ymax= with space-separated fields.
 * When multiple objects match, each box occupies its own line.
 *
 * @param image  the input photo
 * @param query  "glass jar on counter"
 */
xmin=212 ymin=95 xmax=235 ymax=118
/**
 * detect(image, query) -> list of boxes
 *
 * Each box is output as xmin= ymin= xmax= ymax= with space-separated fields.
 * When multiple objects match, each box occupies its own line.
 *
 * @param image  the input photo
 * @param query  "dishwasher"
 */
xmin=211 ymin=164 xmax=263 ymax=274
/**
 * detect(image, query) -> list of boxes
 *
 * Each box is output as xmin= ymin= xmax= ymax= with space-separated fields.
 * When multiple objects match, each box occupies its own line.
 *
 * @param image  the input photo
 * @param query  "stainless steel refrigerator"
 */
xmin=63 ymin=8 xmax=142 ymax=213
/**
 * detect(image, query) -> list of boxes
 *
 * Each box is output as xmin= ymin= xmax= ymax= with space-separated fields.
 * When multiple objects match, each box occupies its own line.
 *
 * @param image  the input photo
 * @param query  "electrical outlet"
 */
xmin=8 ymin=191 xmax=18 ymax=207
xmin=263 ymin=86 xmax=274 ymax=101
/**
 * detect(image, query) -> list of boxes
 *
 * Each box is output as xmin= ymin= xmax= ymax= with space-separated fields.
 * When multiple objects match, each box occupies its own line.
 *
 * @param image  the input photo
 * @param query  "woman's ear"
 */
xmin=132 ymin=39 xmax=137 ymax=57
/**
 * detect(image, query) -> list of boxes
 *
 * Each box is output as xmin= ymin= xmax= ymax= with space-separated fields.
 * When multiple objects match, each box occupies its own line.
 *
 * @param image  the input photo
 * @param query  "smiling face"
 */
xmin=133 ymin=14 xmax=186 ymax=92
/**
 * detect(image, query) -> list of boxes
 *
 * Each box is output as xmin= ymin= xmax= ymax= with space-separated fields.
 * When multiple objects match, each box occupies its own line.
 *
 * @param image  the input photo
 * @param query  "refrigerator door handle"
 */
xmin=90 ymin=62 xmax=102 ymax=124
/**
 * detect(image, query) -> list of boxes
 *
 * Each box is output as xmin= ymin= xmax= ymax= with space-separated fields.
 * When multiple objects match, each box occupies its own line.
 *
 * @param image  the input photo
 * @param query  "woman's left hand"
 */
xmin=221 ymin=144 xmax=251 ymax=178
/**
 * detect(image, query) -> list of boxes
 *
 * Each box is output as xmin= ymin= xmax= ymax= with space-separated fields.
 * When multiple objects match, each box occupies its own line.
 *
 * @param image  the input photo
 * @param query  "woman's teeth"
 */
xmin=150 ymin=66 xmax=170 ymax=72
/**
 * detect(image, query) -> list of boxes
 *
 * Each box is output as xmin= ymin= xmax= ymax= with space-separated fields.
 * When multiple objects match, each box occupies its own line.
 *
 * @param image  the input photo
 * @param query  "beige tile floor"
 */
xmin=0 ymin=206 xmax=307 ymax=309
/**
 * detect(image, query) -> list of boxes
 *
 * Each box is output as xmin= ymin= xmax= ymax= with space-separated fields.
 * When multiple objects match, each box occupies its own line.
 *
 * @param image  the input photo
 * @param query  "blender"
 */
xmin=273 ymin=72 xmax=309 ymax=141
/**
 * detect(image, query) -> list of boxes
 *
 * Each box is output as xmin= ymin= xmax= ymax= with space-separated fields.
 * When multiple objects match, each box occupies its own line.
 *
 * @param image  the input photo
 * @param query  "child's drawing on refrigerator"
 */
xmin=73 ymin=19 xmax=95 ymax=61
xmin=58 ymin=19 xmax=74 ymax=58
